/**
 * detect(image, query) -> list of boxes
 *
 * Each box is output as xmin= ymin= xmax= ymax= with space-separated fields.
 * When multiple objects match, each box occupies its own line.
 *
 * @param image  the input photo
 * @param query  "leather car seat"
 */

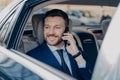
xmin=19 ymin=13 xmax=45 ymax=53
xmin=97 ymin=19 xmax=111 ymax=47
xmin=101 ymin=19 xmax=111 ymax=39
xmin=32 ymin=13 xmax=44 ymax=45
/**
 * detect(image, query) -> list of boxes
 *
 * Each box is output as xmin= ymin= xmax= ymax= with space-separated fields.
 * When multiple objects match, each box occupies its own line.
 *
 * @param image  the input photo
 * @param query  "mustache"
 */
xmin=47 ymin=34 xmax=58 ymax=37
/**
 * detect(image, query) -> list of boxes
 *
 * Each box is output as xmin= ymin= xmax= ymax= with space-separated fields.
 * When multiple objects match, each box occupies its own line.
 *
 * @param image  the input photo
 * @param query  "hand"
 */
xmin=62 ymin=33 xmax=79 ymax=55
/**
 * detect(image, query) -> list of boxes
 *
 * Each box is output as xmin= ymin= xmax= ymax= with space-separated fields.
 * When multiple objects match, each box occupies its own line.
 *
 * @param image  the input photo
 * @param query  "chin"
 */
xmin=47 ymin=41 xmax=63 ymax=47
xmin=48 ymin=43 xmax=58 ymax=46
xmin=47 ymin=41 xmax=57 ymax=46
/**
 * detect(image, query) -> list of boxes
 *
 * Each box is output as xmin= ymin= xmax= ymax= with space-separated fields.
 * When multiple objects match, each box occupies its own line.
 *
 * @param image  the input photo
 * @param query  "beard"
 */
xmin=45 ymin=34 xmax=63 ymax=47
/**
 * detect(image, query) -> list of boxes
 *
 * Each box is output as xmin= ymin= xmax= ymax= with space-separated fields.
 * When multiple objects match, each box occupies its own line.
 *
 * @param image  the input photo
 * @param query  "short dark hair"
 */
xmin=43 ymin=9 xmax=69 ymax=27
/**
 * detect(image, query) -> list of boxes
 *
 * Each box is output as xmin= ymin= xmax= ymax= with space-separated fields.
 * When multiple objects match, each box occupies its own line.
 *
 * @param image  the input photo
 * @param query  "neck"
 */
xmin=50 ymin=41 xmax=64 ymax=48
xmin=56 ymin=41 xmax=64 ymax=48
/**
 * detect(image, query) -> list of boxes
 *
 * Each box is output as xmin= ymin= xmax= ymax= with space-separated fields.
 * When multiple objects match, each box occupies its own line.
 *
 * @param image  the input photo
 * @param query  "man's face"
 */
xmin=44 ymin=16 xmax=66 ymax=47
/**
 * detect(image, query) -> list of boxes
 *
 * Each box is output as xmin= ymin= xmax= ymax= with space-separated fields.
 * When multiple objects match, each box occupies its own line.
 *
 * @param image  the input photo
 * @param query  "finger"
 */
xmin=62 ymin=36 xmax=76 ymax=44
xmin=63 ymin=33 xmax=73 ymax=39
xmin=63 ymin=32 xmax=71 ymax=36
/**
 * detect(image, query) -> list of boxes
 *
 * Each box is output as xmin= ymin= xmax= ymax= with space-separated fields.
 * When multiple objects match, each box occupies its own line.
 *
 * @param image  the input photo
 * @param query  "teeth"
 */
xmin=48 ymin=36 xmax=55 ymax=41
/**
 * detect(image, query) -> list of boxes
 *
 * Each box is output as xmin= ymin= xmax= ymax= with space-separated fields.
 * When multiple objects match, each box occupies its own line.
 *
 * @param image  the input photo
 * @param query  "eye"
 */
xmin=55 ymin=25 xmax=62 ymax=29
xmin=44 ymin=25 xmax=49 ymax=29
xmin=56 ymin=27 xmax=61 ymax=29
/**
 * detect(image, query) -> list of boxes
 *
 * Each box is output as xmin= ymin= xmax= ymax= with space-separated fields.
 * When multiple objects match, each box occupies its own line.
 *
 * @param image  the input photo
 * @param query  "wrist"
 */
xmin=73 ymin=51 xmax=81 ymax=58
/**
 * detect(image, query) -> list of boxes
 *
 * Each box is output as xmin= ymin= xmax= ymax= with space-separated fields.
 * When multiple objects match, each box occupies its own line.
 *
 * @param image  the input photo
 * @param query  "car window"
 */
xmin=19 ymin=4 xmax=99 ymax=74
xmin=0 ymin=12 xmax=15 ymax=46
xmin=0 ymin=1 xmax=24 ymax=47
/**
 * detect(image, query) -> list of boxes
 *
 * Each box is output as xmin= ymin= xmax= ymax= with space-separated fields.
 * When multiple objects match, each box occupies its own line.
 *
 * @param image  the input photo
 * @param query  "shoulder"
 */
xmin=26 ymin=45 xmax=40 ymax=55
xmin=26 ymin=43 xmax=47 ymax=55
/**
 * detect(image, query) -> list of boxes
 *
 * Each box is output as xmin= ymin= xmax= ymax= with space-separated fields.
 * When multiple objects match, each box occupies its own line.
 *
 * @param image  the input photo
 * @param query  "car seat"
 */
xmin=19 ymin=13 xmax=45 ymax=53
xmin=32 ymin=13 xmax=44 ymax=45
xmin=97 ymin=19 xmax=111 ymax=47
xmin=72 ymin=27 xmax=99 ymax=72
xmin=101 ymin=19 xmax=111 ymax=39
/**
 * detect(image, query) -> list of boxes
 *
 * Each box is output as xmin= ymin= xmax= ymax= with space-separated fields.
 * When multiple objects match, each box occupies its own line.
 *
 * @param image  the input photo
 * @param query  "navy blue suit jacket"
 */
xmin=27 ymin=42 xmax=91 ymax=80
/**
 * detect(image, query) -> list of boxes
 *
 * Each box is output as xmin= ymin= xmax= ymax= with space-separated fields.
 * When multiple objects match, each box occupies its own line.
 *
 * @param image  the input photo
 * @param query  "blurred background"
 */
xmin=0 ymin=0 xmax=12 ymax=11
xmin=0 ymin=0 xmax=12 ymax=6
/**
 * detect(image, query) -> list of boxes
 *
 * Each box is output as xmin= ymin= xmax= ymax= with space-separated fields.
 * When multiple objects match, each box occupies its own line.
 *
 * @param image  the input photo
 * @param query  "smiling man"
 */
xmin=27 ymin=9 xmax=91 ymax=80
xmin=44 ymin=16 xmax=65 ymax=47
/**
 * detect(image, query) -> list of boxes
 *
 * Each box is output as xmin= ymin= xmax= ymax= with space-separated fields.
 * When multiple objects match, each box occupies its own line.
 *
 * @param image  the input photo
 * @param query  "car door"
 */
xmin=0 ymin=0 xmax=27 ymax=48
xmin=0 ymin=45 xmax=75 ymax=80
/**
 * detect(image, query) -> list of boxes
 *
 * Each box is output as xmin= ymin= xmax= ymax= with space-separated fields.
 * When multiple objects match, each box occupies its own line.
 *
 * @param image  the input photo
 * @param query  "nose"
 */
xmin=49 ymin=28 xmax=54 ymax=34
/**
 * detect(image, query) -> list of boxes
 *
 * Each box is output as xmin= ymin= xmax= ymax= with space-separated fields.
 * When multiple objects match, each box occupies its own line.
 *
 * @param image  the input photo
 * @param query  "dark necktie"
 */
xmin=56 ymin=49 xmax=71 ymax=75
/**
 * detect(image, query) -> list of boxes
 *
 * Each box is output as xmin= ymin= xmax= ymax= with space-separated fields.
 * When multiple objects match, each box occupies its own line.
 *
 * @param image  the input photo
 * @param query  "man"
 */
xmin=27 ymin=9 xmax=91 ymax=80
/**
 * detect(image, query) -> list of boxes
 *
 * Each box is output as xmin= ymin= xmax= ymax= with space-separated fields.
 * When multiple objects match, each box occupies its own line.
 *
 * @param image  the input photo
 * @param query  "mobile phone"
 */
xmin=64 ymin=26 xmax=69 ymax=33
xmin=63 ymin=27 xmax=70 ymax=46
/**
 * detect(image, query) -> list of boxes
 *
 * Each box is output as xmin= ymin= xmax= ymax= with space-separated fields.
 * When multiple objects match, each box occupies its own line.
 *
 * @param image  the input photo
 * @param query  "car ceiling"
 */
xmin=58 ymin=0 xmax=120 ymax=7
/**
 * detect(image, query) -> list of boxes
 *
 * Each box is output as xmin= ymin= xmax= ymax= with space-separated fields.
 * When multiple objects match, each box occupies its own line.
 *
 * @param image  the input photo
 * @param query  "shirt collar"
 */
xmin=47 ymin=44 xmax=65 ymax=52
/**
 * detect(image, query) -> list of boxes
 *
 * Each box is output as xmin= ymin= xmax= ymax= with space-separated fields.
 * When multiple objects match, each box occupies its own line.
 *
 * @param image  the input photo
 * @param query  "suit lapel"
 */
xmin=41 ymin=43 xmax=63 ymax=71
xmin=41 ymin=43 xmax=78 ymax=78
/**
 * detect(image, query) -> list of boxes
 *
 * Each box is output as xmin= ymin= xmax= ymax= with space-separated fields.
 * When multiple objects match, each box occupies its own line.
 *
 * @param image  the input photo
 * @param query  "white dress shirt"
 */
xmin=47 ymin=44 xmax=86 ymax=74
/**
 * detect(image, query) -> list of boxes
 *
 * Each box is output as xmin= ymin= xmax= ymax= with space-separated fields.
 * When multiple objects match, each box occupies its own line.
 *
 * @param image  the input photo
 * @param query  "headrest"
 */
xmin=32 ymin=13 xmax=44 ymax=44
xmin=101 ymin=19 xmax=111 ymax=35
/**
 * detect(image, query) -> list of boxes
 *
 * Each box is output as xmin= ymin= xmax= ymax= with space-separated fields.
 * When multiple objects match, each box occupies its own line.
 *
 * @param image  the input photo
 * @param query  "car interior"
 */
xmin=0 ymin=0 xmax=119 ymax=79
xmin=17 ymin=5 xmax=100 ymax=74
xmin=14 ymin=1 xmax=117 ymax=78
